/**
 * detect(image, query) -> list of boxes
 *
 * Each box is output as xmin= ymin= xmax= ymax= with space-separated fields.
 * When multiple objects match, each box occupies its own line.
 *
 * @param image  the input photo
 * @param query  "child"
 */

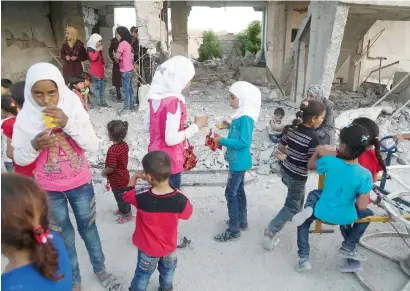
xmin=263 ymin=100 xmax=326 ymax=250
xmin=1 ymin=78 xmax=13 ymax=95
xmin=294 ymin=124 xmax=373 ymax=272
xmin=81 ymin=72 xmax=92 ymax=109
xmin=102 ymin=120 xmax=132 ymax=224
xmin=212 ymin=81 xmax=261 ymax=242
xmin=87 ymin=33 xmax=109 ymax=108
xmin=1 ymin=95 xmax=18 ymax=172
xmin=1 ymin=82 xmax=36 ymax=177
xmin=1 ymin=173 xmax=72 ymax=290
xmin=69 ymin=76 xmax=86 ymax=108
xmin=269 ymin=107 xmax=285 ymax=143
xmin=352 ymin=117 xmax=386 ymax=182
xmin=12 ymin=63 xmax=122 ymax=291
xmin=123 ymin=151 xmax=193 ymax=291
xmin=114 ymin=26 xmax=135 ymax=113
xmin=306 ymin=84 xmax=336 ymax=146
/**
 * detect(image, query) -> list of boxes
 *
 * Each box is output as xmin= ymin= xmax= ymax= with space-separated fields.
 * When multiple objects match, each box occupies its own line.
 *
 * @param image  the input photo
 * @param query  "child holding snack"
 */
xmin=102 ymin=120 xmax=132 ymax=224
xmin=68 ymin=76 xmax=87 ymax=110
xmin=269 ymin=107 xmax=285 ymax=143
xmin=213 ymin=81 xmax=261 ymax=242
xmin=123 ymin=151 xmax=193 ymax=291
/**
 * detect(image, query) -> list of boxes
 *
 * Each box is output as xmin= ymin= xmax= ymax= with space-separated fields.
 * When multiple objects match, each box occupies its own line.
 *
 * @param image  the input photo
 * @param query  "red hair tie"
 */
xmin=33 ymin=225 xmax=53 ymax=244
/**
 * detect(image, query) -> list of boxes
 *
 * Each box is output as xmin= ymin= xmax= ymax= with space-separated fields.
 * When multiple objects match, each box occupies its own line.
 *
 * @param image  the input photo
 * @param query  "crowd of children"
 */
xmin=1 ymin=52 xmax=410 ymax=291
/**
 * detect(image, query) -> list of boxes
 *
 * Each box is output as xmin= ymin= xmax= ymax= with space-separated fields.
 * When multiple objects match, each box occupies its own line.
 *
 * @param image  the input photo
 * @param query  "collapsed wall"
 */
xmin=1 ymin=1 xmax=57 ymax=81
xmin=134 ymin=1 xmax=168 ymax=53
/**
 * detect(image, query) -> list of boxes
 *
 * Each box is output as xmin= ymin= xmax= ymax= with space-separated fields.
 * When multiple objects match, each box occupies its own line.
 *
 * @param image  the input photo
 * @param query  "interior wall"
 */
xmin=1 ymin=1 xmax=56 ymax=80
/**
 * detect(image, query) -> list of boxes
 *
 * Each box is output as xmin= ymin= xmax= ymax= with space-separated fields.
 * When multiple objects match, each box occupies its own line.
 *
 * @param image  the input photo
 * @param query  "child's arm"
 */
xmin=308 ymin=146 xmax=337 ymax=170
xmin=277 ymin=143 xmax=288 ymax=155
xmin=356 ymin=193 xmax=370 ymax=211
xmin=83 ymin=93 xmax=88 ymax=110
xmin=218 ymin=116 xmax=253 ymax=150
xmin=270 ymin=120 xmax=284 ymax=132
xmin=6 ymin=138 xmax=13 ymax=160
xmin=179 ymin=199 xmax=193 ymax=220
xmin=103 ymin=149 xmax=117 ymax=176
xmin=394 ymin=134 xmax=410 ymax=141
xmin=88 ymin=51 xmax=100 ymax=62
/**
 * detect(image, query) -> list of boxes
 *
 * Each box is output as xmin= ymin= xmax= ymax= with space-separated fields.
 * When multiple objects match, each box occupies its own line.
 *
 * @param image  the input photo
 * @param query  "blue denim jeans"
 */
xmin=225 ymin=171 xmax=247 ymax=233
xmin=92 ymin=76 xmax=105 ymax=105
xmin=4 ymin=161 xmax=14 ymax=172
xmin=297 ymin=207 xmax=374 ymax=259
xmin=304 ymin=189 xmax=322 ymax=209
xmin=121 ymin=71 xmax=134 ymax=108
xmin=130 ymin=250 xmax=177 ymax=291
xmin=340 ymin=208 xmax=374 ymax=251
xmin=169 ymin=173 xmax=182 ymax=189
xmin=48 ymin=182 xmax=106 ymax=287
xmin=267 ymin=169 xmax=306 ymax=234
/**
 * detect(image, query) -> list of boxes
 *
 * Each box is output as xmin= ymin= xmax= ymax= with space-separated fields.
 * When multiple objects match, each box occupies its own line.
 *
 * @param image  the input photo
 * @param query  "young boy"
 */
xmin=123 ymin=151 xmax=193 ymax=291
xmin=269 ymin=107 xmax=285 ymax=143
xmin=1 ymin=79 xmax=13 ymax=95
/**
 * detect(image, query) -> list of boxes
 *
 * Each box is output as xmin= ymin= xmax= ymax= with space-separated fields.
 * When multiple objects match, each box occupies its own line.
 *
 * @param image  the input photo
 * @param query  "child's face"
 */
xmin=31 ymin=80 xmax=59 ymax=107
xmin=274 ymin=113 xmax=284 ymax=122
xmin=1 ymin=86 xmax=10 ymax=95
xmin=75 ymin=82 xmax=85 ymax=91
xmin=229 ymin=94 xmax=239 ymax=109
xmin=311 ymin=111 xmax=325 ymax=129
xmin=1 ymin=109 xmax=7 ymax=119
xmin=84 ymin=79 xmax=90 ymax=87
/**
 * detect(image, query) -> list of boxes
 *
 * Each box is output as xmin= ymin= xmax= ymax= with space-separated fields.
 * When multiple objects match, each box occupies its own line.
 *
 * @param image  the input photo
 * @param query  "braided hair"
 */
xmin=338 ymin=124 xmax=369 ymax=160
xmin=352 ymin=117 xmax=386 ymax=173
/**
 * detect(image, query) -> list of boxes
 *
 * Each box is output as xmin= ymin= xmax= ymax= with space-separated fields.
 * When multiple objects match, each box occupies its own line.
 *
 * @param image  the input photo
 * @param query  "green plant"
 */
xmin=198 ymin=30 xmax=222 ymax=61
xmin=236 ymin=20 xmax=261 ymax=56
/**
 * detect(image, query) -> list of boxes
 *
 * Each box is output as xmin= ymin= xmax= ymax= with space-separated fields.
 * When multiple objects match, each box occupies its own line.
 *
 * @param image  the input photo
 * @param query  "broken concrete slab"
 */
xmin=335 ymin=106 xmax=385 ymax=129
xmin=259 ymin=148 xmax=275 ymax=164
xmin=257 ymin=164 xmax=271 ymax=175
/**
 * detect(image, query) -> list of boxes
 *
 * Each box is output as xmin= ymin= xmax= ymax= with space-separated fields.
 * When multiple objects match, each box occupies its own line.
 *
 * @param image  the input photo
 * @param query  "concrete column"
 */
xmin=170 ymin=1 xmax=190 ymax=57
xmin=347 ymin=40 xmax=363 ymax=91
xmin=98 ymin=6 xmax=114 ymax=63
xmin=265 ymin=1 xmax=286 ymax=78
xmin=291 ymin=41 xmax=307 ymax=104
xmin=284 ymin=4 xmax=293 ymax=62
xmin=306 ymin=2 xmax=349 ymax=99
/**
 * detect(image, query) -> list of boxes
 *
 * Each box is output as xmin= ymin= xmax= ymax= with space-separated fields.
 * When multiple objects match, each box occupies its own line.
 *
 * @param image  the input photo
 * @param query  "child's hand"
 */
xmin=101 ymin=169 xmax=107 ymax=177
xmin=31 ymin=130 xmax=57 ymax=151
xmin=128 ymin=170 xmax=145 ymax=187
xmin=43 ymin=106 xmax=68 ymax=128
xmin=65 ymin=55 xmax=71 ymax=61
xmin=213 ymin=136 xmax=221 ymax=146
xmin=195 ymin=115 xmax=208 ymax=129
xmin=316 ymin=145 xmax=336 ymax=157
xmin=222 ymin=120 xmax=231 ymax=129
xmin=70 ymin=56 xmax=77 ymax=61
xmin=393 ymin=134 xmax=403 ymax=142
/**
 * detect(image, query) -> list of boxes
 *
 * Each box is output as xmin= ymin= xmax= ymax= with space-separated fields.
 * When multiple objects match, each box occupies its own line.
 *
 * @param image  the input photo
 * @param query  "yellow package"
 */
xmin=43 ymin=114 xmax=57 ymax=129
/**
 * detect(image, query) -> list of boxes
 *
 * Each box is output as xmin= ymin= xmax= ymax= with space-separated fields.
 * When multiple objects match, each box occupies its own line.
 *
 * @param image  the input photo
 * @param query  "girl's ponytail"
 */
xmin=373 ymin=137 xmax=387 ymax=173
xmin=32 ymin=226 xmax=62 ymax=281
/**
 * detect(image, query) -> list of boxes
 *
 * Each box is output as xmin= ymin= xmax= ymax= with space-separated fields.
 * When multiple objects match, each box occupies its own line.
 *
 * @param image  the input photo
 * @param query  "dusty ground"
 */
xmin=2 ymin=86 xmax=410 ymax=291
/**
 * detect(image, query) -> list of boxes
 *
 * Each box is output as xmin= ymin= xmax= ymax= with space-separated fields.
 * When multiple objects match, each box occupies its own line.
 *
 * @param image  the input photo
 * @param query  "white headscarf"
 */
xmin=12 ymin=63 xmax=87 ymax=149
xmin=148 ymin=56 xmax=195 ymax=102
xmin=87 ymin=33 xmax=102 ymax=50
xmin=229 ymin=81 xmax=261 ymax=122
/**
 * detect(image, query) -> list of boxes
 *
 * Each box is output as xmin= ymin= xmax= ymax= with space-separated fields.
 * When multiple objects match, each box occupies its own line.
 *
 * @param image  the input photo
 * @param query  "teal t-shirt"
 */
xmin=220 ymin=115 xmax=254 ymax=171
xmin=314 ymin=155 xmax=373 ymax=225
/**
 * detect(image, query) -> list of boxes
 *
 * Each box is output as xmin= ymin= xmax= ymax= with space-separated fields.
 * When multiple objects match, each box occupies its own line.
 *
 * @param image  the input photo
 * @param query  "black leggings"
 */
xmin=112 ymin=188 xmax=131 ymax=215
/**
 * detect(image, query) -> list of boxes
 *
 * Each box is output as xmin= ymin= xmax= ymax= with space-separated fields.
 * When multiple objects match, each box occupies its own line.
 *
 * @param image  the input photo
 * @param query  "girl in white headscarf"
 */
xmin=306 ymin=84 xmax=336 ymax=146
xmin=12 ymin=63 xmax=124 ymax=291
xmin=143 ymin=56 xmax=208 ymax=248
xmin=213 ymin=81 xmax=261 ymax=242
xmin=87 ymin=33 xmax=109 ymax=107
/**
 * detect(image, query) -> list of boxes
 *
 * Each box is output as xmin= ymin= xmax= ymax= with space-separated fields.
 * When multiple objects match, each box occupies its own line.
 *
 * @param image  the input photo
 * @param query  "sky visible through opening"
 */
xmin=114 ymin=6 xmax=262 ymax=34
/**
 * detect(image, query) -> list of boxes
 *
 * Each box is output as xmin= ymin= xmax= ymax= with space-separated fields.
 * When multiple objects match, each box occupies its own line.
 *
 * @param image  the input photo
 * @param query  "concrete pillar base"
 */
xmin=170 ymin=1 xmax=190 ymax=57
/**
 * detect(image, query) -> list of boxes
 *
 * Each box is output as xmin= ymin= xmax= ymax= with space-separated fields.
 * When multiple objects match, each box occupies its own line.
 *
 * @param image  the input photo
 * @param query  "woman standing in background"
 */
xmin=109 ymin=36 xmax=122 ymax=103
xmin=60 ymin=27 xmax=87 ymax=84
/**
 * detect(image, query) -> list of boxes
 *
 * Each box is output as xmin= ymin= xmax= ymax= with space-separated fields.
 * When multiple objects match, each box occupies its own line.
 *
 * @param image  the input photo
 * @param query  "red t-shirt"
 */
xmin=1 ymin=117 xmax=36 ymax=177
xmin=105 ymin=142 xmax=129 ymax=189
xmin=358 ymin=149 xmax=382 ymax=182
xmin=358 ymin=149 xmax=382 ymax=205
xmin=123 ymin=187 xmax=193 ymax=257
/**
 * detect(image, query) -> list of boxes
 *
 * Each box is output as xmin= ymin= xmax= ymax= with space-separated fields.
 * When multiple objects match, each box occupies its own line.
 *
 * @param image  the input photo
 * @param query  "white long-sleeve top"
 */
xmin=13 ymin=116 xmax=99 ymax=166
xmin=143 ymin=99 xmax=199 ymax=146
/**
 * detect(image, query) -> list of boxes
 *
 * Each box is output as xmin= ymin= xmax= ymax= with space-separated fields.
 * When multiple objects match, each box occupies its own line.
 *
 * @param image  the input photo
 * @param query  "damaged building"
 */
xmin=1 ymin=0 xmax=410 ymax=104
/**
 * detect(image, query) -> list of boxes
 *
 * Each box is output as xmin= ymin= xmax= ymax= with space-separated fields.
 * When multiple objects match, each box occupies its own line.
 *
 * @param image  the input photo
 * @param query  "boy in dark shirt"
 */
xmin=123 ymin=151 xmax=193 ymax=291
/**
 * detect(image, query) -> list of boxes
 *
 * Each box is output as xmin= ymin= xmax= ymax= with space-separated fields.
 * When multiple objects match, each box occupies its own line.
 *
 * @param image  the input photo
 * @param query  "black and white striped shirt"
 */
xmin=281 ymin=125 xmax=319 ymax=181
